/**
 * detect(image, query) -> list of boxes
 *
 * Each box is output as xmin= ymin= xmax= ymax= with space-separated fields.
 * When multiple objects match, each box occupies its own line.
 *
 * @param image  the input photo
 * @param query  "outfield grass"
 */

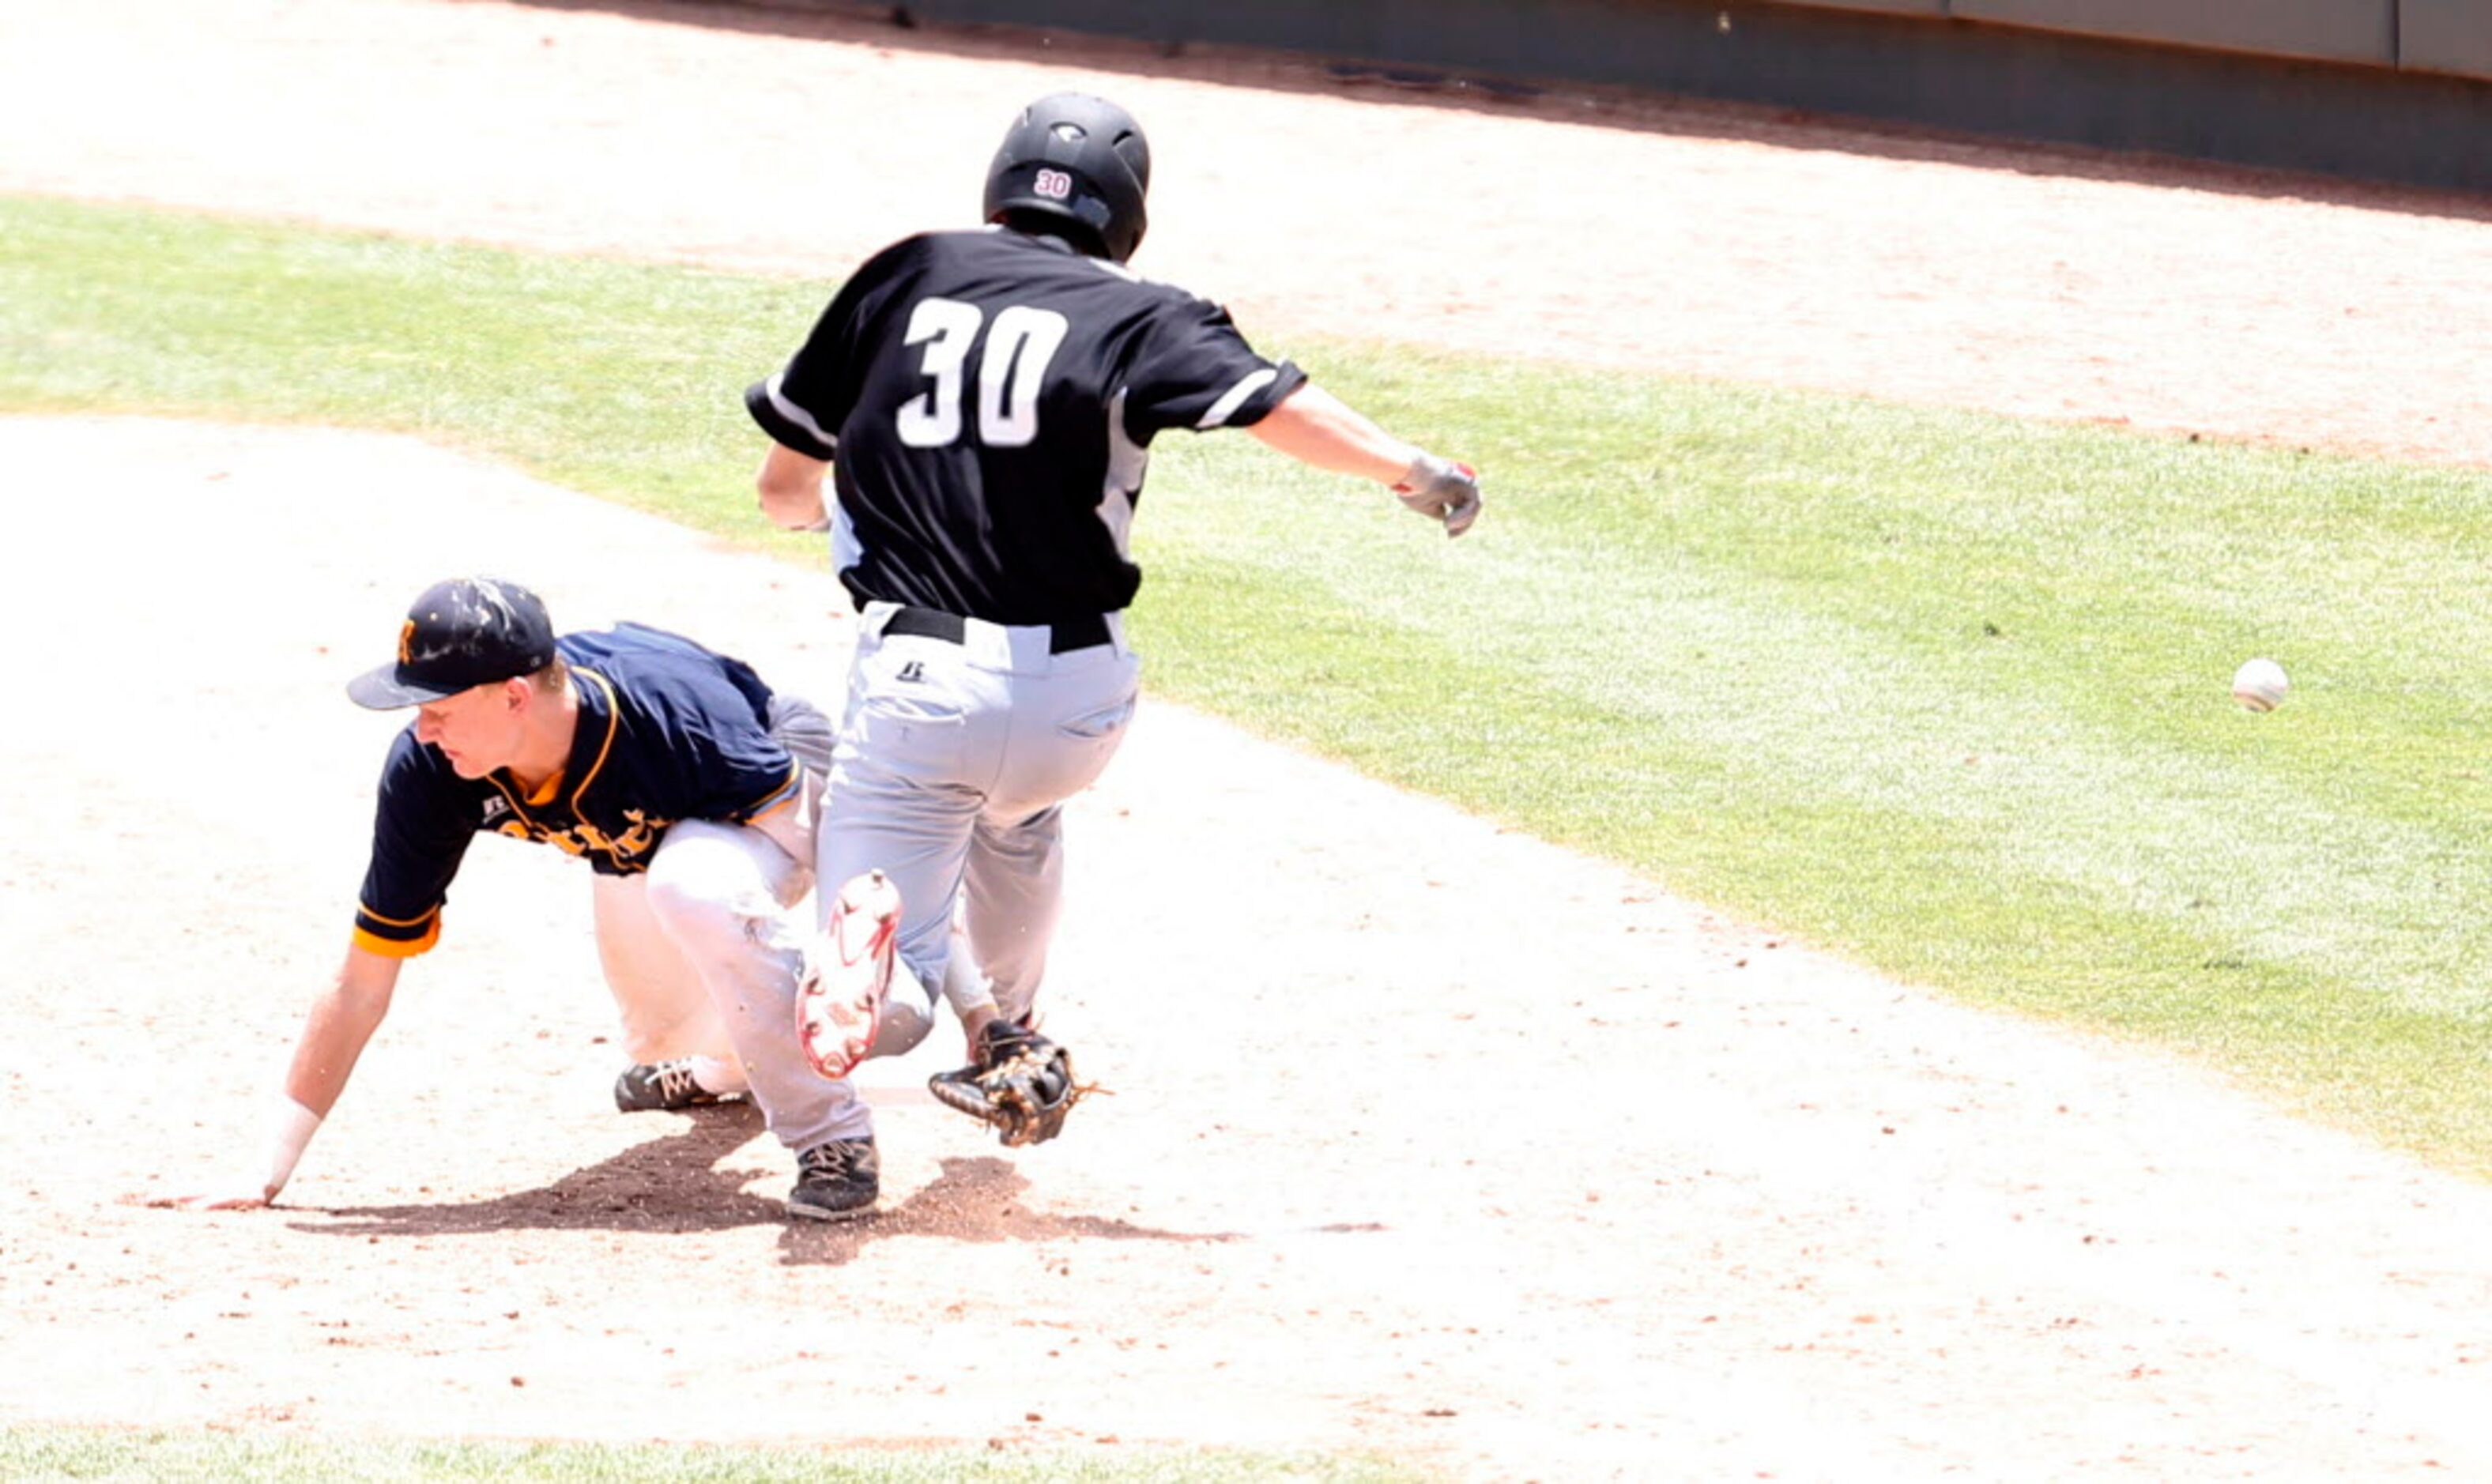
xmin=10 ymin=194 xmax=2492 ymax=1176
xmin=0 ymin=1426 xmax=1417 ymax=1482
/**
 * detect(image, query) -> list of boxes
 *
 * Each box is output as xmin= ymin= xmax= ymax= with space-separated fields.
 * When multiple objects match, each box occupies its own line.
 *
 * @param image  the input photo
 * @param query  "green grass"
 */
xmin=0 ymin=196 xmax=824 ymax=560
xmin=12 ymin=193 xmax=2492 ymax=1175
xmin=0 ymin=1426 xmax=1416 ymax=1482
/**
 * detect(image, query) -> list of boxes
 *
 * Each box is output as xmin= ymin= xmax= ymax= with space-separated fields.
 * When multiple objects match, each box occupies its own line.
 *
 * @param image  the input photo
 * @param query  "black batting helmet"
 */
xmin=982 ymin=92 xmax=1151 ymax=263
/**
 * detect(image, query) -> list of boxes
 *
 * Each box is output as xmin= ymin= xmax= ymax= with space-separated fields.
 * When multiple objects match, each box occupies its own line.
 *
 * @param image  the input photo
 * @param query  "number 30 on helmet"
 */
xmin=982 ymin=92 xmax=1152 ymax=265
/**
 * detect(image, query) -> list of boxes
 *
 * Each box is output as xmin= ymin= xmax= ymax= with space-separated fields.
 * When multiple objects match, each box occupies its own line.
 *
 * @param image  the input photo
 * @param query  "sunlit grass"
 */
xmin=11 ymin=192 xmax=2492 ymax=1175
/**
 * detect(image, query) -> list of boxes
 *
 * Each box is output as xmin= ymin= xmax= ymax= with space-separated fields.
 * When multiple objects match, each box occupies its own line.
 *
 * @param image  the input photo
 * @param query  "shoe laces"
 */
xmin=798 ymin=1140 xmax=869 ymax=1180
xmin=650 ymin=1060 xmax=699 ymax=1105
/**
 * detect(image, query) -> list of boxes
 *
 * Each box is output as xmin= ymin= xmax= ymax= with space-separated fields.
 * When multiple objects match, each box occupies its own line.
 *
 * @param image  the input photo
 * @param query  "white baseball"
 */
xmin=2232 ymin=657 xmax=2289 ymax=712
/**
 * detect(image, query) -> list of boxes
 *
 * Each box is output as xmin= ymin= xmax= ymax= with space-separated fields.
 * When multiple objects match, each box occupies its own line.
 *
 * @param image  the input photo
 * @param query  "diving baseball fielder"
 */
xmin=156 ymin=577 xmax=931 ymax=1221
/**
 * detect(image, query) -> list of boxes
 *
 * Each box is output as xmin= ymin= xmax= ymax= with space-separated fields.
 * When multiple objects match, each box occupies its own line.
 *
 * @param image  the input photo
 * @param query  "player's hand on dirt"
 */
xmin=1393 ymin=454 xmax=1482 ymax=538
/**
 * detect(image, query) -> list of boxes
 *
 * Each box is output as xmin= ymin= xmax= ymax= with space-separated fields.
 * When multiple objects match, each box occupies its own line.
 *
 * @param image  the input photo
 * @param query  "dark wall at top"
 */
xmin=1751 ymin=0 xmax=2479 ymax=74
xmin=777 ymin=0 xmax=2492 ymax=193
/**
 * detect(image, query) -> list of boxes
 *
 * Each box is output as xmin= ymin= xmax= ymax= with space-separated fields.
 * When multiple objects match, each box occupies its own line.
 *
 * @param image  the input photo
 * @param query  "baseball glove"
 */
xmin=927 ymin=1019 xmax=1096 ymax=1147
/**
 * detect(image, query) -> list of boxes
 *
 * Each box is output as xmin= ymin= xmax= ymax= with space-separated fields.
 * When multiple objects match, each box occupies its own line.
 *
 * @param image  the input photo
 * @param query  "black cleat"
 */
xmin=613 ymin=1059 xmax=733 ymax=1113
xmin=786 ymin=1138 xmax=880 ymax=1222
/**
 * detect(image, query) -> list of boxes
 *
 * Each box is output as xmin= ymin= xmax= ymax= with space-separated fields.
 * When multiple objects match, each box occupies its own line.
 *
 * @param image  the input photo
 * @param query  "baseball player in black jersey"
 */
xmin=742 ymin=94 xmax=1484 ymax=1195
xmin=159 ymin=577 xmax=911 ymax=1219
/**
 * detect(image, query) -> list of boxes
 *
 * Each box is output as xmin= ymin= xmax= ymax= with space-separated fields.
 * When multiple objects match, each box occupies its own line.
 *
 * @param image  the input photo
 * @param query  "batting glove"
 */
xmin=1394 ymin=454 xmax=1483 ymax=538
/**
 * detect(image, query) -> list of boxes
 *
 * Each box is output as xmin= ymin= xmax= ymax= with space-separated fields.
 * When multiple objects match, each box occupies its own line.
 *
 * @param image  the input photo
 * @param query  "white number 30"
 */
xmin=895 ymin=298 xmax=1070 ymax=450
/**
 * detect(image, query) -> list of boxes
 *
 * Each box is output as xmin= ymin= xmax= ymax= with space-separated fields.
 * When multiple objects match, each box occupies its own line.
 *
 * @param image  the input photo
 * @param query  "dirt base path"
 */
xmin=6 ymin=2 xmax=2492 ymax=1479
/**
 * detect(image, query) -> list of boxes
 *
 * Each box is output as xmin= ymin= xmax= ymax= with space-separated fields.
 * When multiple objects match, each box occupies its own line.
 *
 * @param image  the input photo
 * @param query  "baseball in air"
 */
xmin=2231 ymin=657 xmax=2289 ymax=712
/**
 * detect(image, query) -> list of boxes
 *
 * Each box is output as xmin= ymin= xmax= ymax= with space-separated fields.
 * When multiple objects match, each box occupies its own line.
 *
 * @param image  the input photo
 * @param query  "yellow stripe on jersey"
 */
xmin=744 ymin=760 xmax=805 ymax=822
xmin=355 ymin=898 xmax=443 ymax=958
xmin=356 ymin=901 xmax=436 ymax=928
xmin=353 ymin=917 xmax=440 ymax=959
xmin=569 ymin=669 xmax=623 ymax=804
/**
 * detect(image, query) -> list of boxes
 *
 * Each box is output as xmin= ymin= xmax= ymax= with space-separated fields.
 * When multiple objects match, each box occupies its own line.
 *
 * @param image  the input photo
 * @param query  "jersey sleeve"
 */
xmin=745 ymin=236 xmax=927 ymax=461
xmin=354 ymin=729 xmax=481 ymax=957
xmin=726 ymin=756 xmax=805 ymax=826
xmin=716 ymin=650 xmax=805 ymax=823
xmin=675 ymin=687 xmax=805 ymax=829
xmin=1120 ymin=296 xmax=1308 ymax=439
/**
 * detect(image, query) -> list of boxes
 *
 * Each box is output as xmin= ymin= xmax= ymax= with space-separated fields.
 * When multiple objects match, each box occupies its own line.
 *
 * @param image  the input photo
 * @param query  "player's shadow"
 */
xmin=777 ymin=1154 xmax=1244 ymax=1267
xmin=291 ymin=1103 xmax=788 ymax=1237
xmin=287 ymin=1106 xmax=1246 ymax=1254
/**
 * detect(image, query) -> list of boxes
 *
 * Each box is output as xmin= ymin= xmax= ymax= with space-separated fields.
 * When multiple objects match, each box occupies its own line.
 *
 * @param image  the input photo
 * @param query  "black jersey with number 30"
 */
xmin=746 ymin=228 xmax=1307 ymax=623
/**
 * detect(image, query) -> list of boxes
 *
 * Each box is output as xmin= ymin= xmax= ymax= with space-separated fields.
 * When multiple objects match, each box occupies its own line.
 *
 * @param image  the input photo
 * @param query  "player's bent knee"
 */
xmin=644 ymin=853 xmax=782 ymax=955
xmin=640 ymin=872 xmax=725 ymax=944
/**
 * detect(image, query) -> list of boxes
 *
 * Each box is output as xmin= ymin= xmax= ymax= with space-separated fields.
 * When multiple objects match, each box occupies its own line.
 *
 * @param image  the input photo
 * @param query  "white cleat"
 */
xmin=796 ymin=868 xmax=901 ymax=1079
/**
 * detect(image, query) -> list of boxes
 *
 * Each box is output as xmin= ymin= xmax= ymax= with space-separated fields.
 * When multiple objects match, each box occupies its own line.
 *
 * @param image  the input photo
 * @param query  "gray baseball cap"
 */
xmin=347 ymin=577 xmax=558 ymax=710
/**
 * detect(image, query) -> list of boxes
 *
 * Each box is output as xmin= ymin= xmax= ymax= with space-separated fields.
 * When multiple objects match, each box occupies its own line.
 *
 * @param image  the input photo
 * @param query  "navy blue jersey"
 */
xmin=353 ymin=624 xmax=801 ymax=957
xmin=746 ymin=227 xmax=1307 ymax=623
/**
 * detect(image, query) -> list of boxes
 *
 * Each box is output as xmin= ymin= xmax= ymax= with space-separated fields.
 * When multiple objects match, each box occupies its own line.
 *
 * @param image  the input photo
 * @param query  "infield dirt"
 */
xmin=5 ymin=2 xmax=2492 ymax=1478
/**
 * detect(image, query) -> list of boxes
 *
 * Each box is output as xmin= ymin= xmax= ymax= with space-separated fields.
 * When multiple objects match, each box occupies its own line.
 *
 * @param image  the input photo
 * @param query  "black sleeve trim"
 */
xmin=745 ymin=375 xmax=839 ymax=461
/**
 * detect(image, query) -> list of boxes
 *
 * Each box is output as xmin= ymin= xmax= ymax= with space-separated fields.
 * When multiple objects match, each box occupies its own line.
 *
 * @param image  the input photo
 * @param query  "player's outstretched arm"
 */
xmin=152 ymin=946 xmax=403 ymax=1211
xmin=1246 ymin=383 xmax=1482 ymax=537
